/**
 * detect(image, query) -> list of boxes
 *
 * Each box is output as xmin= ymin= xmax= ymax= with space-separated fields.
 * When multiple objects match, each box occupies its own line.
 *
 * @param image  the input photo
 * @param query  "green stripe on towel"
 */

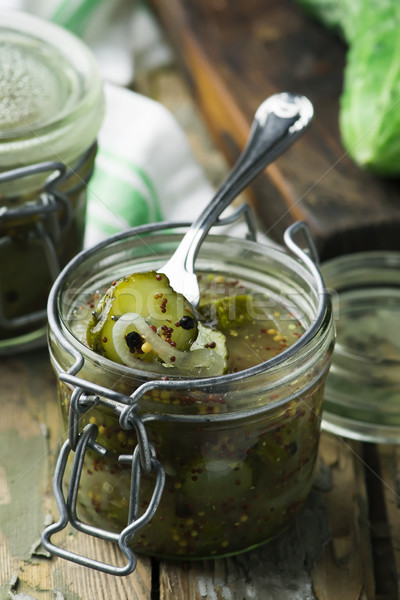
xmin=97 ymin=148 xmax=163 ymax=222
xmin=86 ymin=149 xmax=164 ymax=238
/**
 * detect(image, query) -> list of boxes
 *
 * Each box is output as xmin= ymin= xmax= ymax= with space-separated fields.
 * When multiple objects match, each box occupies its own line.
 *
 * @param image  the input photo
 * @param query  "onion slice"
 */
xmin=110 ymin=314 xmax=164 ymax=373
xmin=112 ymin=312 xmax=225 ymax=376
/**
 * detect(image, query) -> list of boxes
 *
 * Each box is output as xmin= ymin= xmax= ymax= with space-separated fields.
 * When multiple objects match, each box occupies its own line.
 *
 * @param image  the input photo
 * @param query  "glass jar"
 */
xmin=43 ymin=221 xmax=334 ymax=575
xmin=321 ymin=251 xmax=400 ymax=443
xmin=0 ymin=10 xmax=104 ymax=353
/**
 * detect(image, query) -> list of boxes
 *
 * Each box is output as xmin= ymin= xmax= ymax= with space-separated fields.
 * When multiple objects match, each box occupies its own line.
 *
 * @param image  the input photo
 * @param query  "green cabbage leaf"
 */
xmin=295 ymin=0 xmax=400 ymax=176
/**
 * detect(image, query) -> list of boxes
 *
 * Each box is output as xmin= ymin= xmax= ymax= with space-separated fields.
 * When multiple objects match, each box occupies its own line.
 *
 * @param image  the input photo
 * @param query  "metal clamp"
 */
xmin=42 ymin=406 xmax=165 ymax=575
xmin=0 ymin=143 xmax=96 ymax=332
xmin=0 ymin=162 xmax=68 ymax=331
xmin=284 ymin=220 xmax=320 ymax=266
xmin=214 ymin=202 xmax=257 ymax=241
xmin=68 ymin=387 xmax=100 ymax=451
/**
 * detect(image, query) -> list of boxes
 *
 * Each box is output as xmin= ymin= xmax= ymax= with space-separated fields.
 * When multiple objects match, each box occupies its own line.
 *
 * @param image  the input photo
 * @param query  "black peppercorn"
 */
xmin=125 ymin=330 xmax=143 ymax=352
xmin=179 ymin=315 xmax=196 ymax=330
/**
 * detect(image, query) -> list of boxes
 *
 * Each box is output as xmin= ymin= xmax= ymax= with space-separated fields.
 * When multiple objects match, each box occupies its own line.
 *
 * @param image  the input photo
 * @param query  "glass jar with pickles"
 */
xmin=0 ymin=10 xmax=104 ymax=352
xmin=43 ymin=220 xmax=334 ymax=575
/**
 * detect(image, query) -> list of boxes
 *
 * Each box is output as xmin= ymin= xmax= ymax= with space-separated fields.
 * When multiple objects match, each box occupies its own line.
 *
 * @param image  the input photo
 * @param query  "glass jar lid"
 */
xmin=0 ymin=10 xmax=104 ymax=169
xmin=321 ymin=251 xmax=400 ymax=443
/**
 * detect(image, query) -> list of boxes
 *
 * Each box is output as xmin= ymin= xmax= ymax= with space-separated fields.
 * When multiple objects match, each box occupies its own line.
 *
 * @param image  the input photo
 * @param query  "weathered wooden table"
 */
xmin=1 ymin=347 xmax=399 ymax=599
xmin=2 ymin=3 xmax=400 ymax=596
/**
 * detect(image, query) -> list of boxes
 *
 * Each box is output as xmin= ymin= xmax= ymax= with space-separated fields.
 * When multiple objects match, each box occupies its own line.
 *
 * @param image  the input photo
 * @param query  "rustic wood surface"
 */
xmin=2 ymin=12 xmax=400 ymax=596
xmin=1 ymin=349 xmax=399 ymax=599
xmin=149 ymin=0 xmax=400 ymax=261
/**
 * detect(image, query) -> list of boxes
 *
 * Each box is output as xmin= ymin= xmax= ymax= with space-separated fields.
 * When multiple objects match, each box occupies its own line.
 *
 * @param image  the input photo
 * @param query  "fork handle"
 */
xmin=159 ymin=93 xmax=313 ymax=305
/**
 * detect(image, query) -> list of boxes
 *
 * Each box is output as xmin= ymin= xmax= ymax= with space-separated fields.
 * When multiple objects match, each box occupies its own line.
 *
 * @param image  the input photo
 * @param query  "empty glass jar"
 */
xmin=321 ymin=251 xmax=400 ymax=443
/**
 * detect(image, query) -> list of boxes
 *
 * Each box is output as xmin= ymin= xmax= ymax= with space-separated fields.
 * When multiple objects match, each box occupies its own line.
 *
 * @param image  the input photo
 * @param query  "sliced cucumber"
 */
xmin=181 ymin=458 xmax=253 ymax=503
xmin=87 ymin=271 xmax=198 ymax=365
xmin=199 ymin=294 xmax=253 ymax=330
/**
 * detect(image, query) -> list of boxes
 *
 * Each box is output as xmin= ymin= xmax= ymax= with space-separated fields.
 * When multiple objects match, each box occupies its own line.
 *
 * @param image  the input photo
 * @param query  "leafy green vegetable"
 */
xmin=294 ymin=0 xmax=358 ymax=39
xmin=295 ymin=0 xmax=400 ymax=176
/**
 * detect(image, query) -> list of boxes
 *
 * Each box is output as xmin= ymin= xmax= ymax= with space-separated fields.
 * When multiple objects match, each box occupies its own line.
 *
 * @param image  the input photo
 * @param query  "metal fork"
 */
xmin=158 ymin=92 xmax=314 ymax=306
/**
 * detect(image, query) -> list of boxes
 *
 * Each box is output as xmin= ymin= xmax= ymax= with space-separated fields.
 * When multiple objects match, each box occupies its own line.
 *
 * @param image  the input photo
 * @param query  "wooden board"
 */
xmin=150 ymin=0 xmax=400 ymax=260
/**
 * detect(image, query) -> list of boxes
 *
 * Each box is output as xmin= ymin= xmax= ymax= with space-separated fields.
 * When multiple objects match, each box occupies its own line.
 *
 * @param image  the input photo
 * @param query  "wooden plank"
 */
xmin=0 ymin=351 xmax=56 ymax=600
xmin=311 ymin=434 xmax=375 ymax=600
xmin=0 ymin=350 xmax=152 ymax=599
xmin=150 ymin=0 xmax=400 ymax=260
xmin=376 ymin=444 xmax=400 ymax=599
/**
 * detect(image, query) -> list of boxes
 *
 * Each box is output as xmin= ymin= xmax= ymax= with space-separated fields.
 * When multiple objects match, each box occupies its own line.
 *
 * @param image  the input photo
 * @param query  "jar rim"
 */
xmin=322 ymin=249 xmax=400 ymax=273
xmin=0 ymin=10 xmax=104 ymax=168
xmin=48 ymin=221 xmax=333 ymax=390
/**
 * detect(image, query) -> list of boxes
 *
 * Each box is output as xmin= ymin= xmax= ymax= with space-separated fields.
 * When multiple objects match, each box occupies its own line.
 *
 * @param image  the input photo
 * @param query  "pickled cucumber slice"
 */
xmin=181 ymin=458 xmax=253 ymax=503
xmin=87 ymin=271 xmax=198 ymax=365
xmin=200 ymin=294 xmax=253 ymax=330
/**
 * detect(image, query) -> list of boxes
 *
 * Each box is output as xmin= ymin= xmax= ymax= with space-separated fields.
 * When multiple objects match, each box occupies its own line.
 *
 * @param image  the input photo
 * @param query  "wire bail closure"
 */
xmin=42 ymin=210 xmax=328 ymax=576
xmin=0 ymin=161 xmax=68 ymax=330
xmin=0 ymin=143 xmax=96 ymax=332
xmin=42 ymin=379 xmax=166 ymax=575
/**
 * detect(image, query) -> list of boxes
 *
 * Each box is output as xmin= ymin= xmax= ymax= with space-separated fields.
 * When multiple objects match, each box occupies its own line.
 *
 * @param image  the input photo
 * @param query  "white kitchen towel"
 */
xmin=84 ymin=83 xmax=215 ymax=248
